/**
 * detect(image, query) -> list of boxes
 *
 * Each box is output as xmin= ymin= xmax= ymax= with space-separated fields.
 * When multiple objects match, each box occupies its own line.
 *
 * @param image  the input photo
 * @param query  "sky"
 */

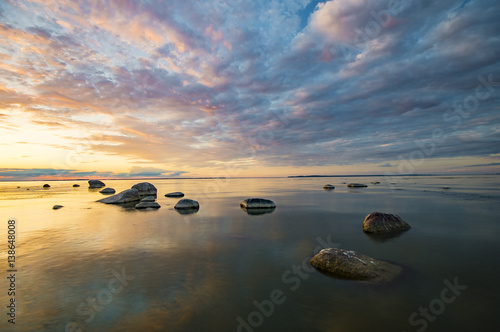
xmin=0 ymin=0 xmax=499 ymax=180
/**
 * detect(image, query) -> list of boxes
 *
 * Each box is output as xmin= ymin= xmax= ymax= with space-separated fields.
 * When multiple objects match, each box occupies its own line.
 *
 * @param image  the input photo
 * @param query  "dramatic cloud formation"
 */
xmin=0 ymin=0 xmax=499 ymax=179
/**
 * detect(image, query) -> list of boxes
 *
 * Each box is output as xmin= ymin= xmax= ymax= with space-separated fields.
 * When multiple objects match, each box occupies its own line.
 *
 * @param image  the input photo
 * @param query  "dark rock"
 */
xmin=141 ymin=196 xmax=156 ymax=202
xmin=240 ymin=198 xmax=276 ymax=209
xmin=310 ymin=248 xmax=401 ymax=282
xmin=371 ymin=181 xmax=381 ymax=184
xmin=174 ymin=199 xmax=199 ymax=210
xmin=165 ymin=192 xmax=184 ymax=198
xmin=323 ymin=184 xmax=335 ymax=190
xmin=52 ymin=205 xmax=63 ymax=210
xmin=73 ymin=184 xmax=80 ymax=187
xmin=88 ymin=179 xmax=105 ymax=189
xmin=43 ymin=184 xmax=50 ymax=188
xmin=97 ymin=189 xmax=141 ymax=204
xmin=135 ymin=202 xmax=161 ymax=209
xmin=347 ymin=183 xmax=368 ymax=188
xmin=362 ymin=212 xmax=410 ymax=234
xmin=131 ymin=182 xmax=157 ymax=196
xmin=99 ymin=188 xmax=116 ymax=194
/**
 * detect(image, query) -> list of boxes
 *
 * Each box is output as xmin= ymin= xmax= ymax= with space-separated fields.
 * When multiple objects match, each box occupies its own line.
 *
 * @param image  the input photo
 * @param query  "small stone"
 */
xmin=73 ymin=184 xmax=80 ymax=187
xmin=52 ymin=205 xmax=63 ymax=210
xmin=88 ymin=180 xmax=105 ymax=189
xmin=362 ymin=212 xmax=411 ymax=234
xmin=371 ymin=181 xmax=380 ymax=184
xmin=310 ymin=248 xmax=401 ymax=282
xmin=174 ymin=199 xmax=199 ymax=210
xmin=323 ymin=184 xmax=335 ymax=190
xmin=347 ymin=183 xmax=368 ymax=188
xmin=131 ymin=182 xmax=157 ymax=196
xmin=43 ymin=184 xmax=50 ymax=188
xmin=135 ymin=202 xmax=161 ymax=209
xmin=165 ymin=192 xmax=184 ymax=198
xmin=99 ymin=187 xmax=116 ymax=194
xmin=97 ymin=189 xmax=141 ymax=204
xmin=240 ymin=198 xmax=276 ymax=209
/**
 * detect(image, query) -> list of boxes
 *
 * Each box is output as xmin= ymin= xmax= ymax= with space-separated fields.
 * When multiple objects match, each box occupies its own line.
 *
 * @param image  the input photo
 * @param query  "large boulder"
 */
xmin=131 ymin=182 xmax=157 ymax=196
xmin=362 ymin=212 xmax=411 ymax=234
xmin=310 ymin=248 xmax=401 ymax=282
xmin=99 ymin=188 xmax=116 ymax=194
xmin=240 ymin=198 xmax=276 ymax=209
xmin=135 ymin=202 xmax=161 ymax=209
xmin=88 ymin=180 xmax=105 ymax=189
xmin=174 ymin=199 xmax=199 ymax=210
xmin=165 ymin=192 xmax=184 ymax=198
xmin=97 ymin=189 xmax=141 ymax=204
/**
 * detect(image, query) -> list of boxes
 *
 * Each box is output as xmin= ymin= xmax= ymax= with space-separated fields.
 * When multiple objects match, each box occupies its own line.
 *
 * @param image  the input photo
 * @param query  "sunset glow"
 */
xmin=1 ymin=0 xmax=499 ymax=180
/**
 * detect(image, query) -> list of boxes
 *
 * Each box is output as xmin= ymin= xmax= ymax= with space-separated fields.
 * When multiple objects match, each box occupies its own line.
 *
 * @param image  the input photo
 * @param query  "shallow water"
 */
xmin=0 ymin=175 xmax=499 ymax=331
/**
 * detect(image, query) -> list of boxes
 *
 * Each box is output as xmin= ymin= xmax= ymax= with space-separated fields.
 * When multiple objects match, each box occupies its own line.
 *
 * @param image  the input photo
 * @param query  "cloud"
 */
xmin=128 ymin=166 xmax=168 ymax=177
xmin=1 ymin=0 xmax=499 ymax=176
xmin=462 ymin=162 xmax=500 ymax=168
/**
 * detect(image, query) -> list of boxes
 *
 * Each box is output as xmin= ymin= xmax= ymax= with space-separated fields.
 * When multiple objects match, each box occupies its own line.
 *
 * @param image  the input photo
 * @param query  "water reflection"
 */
xmin=240 ymin=206 xmax=276 ymax=215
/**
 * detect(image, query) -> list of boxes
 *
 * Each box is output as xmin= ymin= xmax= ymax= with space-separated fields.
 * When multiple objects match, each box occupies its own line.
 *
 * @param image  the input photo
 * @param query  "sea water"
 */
xmin=0 ymin=175 xmax=499 ymax=331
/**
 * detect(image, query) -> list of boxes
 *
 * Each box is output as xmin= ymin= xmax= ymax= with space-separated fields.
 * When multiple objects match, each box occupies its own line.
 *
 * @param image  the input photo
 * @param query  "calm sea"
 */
xmin=0 ymin=175 xmax=499 ymax=332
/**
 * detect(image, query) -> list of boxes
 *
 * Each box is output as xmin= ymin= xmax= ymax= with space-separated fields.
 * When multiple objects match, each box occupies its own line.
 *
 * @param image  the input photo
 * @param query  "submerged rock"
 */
xmin=240 ymin=198 xmax=276 ymax=209
xmin=323 ymin=184 xmax=335 ymax=190
xmin=52 ymin=205 xmax=63 ymax=210
xmin=165 ymin=192 xmax=184 ymax=198
xmin=347 ymin=183 xmax=368 ymax=188
xmin=310 ymin=248 xmax=401 ymax=282
xmin=141 ymin=196 xmax=156 ymax=202
xmin=88 ymin=179 xmax=105 ymax=189
xmin=73 ymin=184 xmax=80 ymax=187
xmin=135 ymin=202 xmax=161 ymax=209
xmin=43 ymin=184 xmax=50 ymax=188
xmin=371 ymin=181 xmax=381 ymax=184
xmin=99 ymin=187 xmax=116 ymax=194
xmin=362 ymin=212 xmax=411 ymax=234
xmin=174 ymin=198 xmax=199 ymax=210
xmin=131 ymin=182 xmax=157 ymax=196
xmin=97 ymin=189 xmax=141 ymax=204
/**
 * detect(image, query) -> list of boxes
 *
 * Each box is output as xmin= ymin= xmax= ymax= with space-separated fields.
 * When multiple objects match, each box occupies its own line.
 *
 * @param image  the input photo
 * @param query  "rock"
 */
xmin=371 ymin=181 xmax=380 ymax=184
xmin=73 ymin=184 xmax=80 ymax=187
xmin=17 ymin=186 xmax=20 ymax=188
xmin=323 ymin=184 xmax=335 ymax=190
xmin=165 ymin=192 xmax=184 ymax=198
xmin=97 ymin=189 xmax=141 ymax=204
xmin=347 ymin=183 xmax=368 ymax=188
xmin=43 ymin=184 xmax=50 ymax=188
xmin=52 ymin=205 xmax=63 ymax=210
xmin=310 ymin=248 xmax=401 ymax=282
xmin=141 ymin=196 xmax=156 ymax=202
xmin=442 ymin=186 xmax=450 ymax=190
xmin=99 ymin=188 xmax=116 ymax=194
xmin=362 ymin=212 xmax=411 ymax=234
xmin=135 ymin=202 xmax=161 ymax=209
xmin=131 ymin=182 xmax=157 ymax=196
xmin=240 ymin=198 xmax=276 ymax=209
xmin=174 ymin=198 xmax=199 ymax=210
xmin=88 ymin=180 xmax=105 ymax=189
